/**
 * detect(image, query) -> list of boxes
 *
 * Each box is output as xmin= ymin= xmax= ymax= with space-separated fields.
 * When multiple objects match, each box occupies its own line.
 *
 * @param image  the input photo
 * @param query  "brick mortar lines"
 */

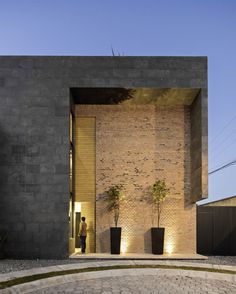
xmin=76 ymin=104 xmax=195 ymax=254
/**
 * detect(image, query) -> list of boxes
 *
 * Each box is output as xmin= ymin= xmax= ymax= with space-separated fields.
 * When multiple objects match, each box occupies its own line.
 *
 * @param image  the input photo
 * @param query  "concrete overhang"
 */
xmin=71 ymin=88 xmax=200 ymax=106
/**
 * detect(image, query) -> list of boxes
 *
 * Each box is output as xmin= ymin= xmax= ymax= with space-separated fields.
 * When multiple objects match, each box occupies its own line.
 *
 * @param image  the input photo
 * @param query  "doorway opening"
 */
xmin=69 ymin=92 xmax=96 ymax=255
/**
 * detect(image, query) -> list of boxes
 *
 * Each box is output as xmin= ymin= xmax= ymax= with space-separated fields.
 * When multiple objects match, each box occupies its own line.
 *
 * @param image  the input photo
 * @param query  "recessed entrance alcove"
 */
xmin=69 ymin=87 xmax=201 ymax=255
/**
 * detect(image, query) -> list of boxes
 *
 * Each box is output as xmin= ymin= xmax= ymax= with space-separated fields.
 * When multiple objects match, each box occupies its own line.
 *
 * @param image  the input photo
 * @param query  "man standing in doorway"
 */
xmin=79 ymin=216 xmax=87 ymax=254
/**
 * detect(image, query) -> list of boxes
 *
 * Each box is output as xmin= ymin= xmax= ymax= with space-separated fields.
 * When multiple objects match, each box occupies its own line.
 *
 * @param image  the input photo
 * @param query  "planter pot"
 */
xmin=110 ymin=227 xmax=121 ymax=254
xmin=151 ymin=227 xmax=165 ymax=254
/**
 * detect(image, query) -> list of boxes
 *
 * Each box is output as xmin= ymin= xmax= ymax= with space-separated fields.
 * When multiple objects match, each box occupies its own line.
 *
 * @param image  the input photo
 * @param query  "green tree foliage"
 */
xmin=150 ymin=180 xmax=170 ymax=227
xmin=105 ymin=185 xmax=125 ymax=227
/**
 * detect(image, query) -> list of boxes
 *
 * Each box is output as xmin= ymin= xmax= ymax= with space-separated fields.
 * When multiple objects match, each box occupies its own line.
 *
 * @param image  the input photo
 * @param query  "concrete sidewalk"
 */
xmin=70 ymin=253 xmax=208 ymax=260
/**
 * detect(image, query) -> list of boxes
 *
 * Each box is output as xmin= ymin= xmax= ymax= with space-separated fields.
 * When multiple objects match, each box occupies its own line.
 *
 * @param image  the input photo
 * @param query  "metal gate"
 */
xmin=197 ymin=206 xmax=236 ymax=255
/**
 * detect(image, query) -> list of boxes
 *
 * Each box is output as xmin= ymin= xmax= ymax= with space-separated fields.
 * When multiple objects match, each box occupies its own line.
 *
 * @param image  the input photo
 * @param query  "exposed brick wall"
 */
xmin=76 ymin=104 xmax=196 ymax=254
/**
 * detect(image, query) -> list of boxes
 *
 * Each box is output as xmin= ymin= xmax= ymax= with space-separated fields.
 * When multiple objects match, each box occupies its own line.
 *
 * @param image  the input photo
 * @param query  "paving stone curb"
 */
xmin=0 ymin=260 xmax=236 ymax=282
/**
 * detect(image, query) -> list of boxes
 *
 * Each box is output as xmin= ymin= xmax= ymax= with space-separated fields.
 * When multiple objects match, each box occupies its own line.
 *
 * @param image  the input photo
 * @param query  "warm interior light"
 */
xmin=121 ymin=242 xmax=127 ymax=254
xmin=74 ymin=202 xmax=81 ymax=212
xmin=166 ymin=243 xmax=173 ymax=254
xmin=69 ymin=199 xmax=72 ymax=216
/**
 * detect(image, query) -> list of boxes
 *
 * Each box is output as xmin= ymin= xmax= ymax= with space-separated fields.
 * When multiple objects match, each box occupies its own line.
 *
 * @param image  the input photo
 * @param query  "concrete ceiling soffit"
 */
xmin=121 ymin=88 xmax=200 ymax=106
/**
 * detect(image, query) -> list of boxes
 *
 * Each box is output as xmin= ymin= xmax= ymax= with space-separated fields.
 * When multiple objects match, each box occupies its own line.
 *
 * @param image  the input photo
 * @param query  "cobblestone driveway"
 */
xmin=30 ymin=274 xmax=236 ymax=294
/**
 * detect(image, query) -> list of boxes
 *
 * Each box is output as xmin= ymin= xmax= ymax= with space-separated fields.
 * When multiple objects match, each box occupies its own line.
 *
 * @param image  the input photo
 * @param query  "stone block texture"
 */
xmin=0 ymin=56 xmax=207 ymax=258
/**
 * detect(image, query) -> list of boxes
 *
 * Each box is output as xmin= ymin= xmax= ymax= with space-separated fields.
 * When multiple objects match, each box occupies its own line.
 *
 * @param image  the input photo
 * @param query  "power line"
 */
xmin=209 ymin=136 xmax=236 ymax=162
xmin=209 ymin=129 xmax=236 ymax=154
xmin=210 ymin=157 xmax=235 ymax=172
xmin=210 ymin=115 xmax=236 ymax=145
xmin=209 ymin=159 xmax=236 ymax=175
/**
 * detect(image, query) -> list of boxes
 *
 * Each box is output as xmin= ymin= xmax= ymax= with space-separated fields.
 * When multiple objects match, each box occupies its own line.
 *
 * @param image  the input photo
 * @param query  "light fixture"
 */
xmin=166 ymin=243 xmax=173 ymax=254
xmin=74 ymin=202 xmax=81 ymax=212
xmin=121 ymin=242 xmax=127 ymax=254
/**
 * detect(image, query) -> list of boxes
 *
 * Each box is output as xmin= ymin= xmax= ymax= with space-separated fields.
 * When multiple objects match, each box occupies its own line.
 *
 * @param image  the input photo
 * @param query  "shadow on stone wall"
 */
xmin=144 ymin=229 xmax=152 ymax=253
xmin=71 ymin=88 xmax=135 ymax=104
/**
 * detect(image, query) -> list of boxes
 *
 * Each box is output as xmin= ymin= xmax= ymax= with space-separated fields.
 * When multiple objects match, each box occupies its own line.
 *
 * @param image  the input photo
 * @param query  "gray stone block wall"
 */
xmin=190 ymin=89 xmax=208 ymax=202
xmin=0 ymin=56 xmax=207 ymax=258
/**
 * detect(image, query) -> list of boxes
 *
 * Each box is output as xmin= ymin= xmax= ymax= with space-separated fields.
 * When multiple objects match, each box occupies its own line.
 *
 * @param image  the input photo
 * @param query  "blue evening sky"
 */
xmin=0 ymin=0 xmax=235 ymax=203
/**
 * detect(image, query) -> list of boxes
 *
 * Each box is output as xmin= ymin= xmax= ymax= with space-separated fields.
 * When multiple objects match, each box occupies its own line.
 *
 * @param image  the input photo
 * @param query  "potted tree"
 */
xmin=105 ymin=184 xmax=125 ymax=254
xmin=150 ymin=180 xmax=170 ymax=254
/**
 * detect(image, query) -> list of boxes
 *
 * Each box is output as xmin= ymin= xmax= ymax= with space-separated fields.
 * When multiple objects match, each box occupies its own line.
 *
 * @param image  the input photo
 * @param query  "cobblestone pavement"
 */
xmin=2 ymin=267 xmax=236 ymax=294
xmin=21 ymin=274 xmax=236 ymax=294
xmin=1 ymin=261 xmax=236 ymax=294
xmin=0 ymin=259 xmax=91 ymax=274
xmin=30 ymin=276 xmax=236 ymax=294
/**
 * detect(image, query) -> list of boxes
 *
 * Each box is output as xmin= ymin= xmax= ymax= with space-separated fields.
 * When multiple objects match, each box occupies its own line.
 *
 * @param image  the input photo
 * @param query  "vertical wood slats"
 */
xmin=74 ymin=117 xmax=96 ymax=252
xmin=75 ymin=117 xmax=96 ymax=202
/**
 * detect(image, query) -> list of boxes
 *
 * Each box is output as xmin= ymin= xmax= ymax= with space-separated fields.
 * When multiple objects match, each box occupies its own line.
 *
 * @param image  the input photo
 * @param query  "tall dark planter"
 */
xmin=151 ymin=227 xmax=165 ymax=254
xmin=110 ymin=227 xmax=121 ymax=254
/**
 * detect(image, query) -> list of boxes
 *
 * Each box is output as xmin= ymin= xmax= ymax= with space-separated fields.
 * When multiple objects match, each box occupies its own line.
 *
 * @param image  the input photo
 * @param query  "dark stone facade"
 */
xmin=0 ymin=56 xmax=207 ymax=258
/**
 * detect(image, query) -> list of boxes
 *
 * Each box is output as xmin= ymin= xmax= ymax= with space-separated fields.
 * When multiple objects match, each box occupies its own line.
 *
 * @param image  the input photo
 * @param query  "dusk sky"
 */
xmin=0 ymin=0 xmax=235 ymax=203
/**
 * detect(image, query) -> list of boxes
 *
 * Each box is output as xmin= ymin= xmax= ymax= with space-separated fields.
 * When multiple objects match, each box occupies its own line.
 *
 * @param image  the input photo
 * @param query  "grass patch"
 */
xmin=0 ymin=264 xmax=235 ymax=289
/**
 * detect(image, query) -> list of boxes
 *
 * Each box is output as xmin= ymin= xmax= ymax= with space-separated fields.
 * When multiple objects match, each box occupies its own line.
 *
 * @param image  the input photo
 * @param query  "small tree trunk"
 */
xmin=114 ymin=209 xmax=119 ymax=227
xmin=157 ymin=202 xmax=160 ymax=228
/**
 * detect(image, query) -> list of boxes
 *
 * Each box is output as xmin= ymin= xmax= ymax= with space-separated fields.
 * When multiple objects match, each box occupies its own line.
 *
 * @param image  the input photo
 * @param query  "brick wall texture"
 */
xmin=76 ymin=104 xmax=196 ymax=253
